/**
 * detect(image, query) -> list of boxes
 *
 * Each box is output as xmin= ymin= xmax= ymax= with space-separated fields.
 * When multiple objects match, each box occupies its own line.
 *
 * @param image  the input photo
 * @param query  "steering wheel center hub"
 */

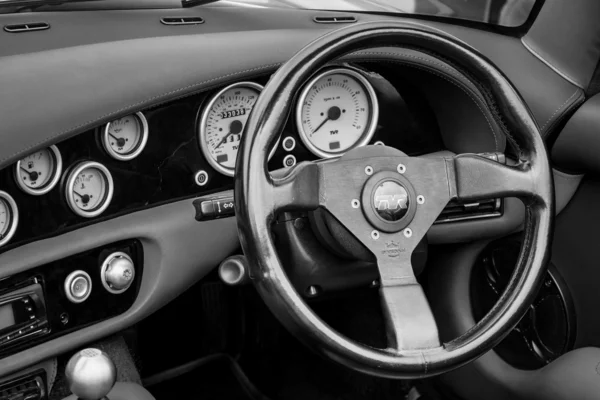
xmin=373 ymin=181 xmax=409 ymax=221
xmin=361 ymin=170 xmax=417 ymax=233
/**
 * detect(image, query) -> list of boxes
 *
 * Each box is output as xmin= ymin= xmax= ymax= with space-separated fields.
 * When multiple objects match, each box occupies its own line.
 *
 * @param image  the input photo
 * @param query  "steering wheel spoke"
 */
xmin=270 ymin=161 xmax=322 ymax=213
xmin=379 ymin=264 xmax=441 ymax=352
xmin=453 ymin=154 xmax=537 ymax=203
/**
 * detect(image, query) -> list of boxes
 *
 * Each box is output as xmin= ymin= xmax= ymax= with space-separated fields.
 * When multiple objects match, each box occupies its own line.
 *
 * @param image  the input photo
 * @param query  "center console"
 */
xmin=0 ymin=240 xmax=142 ymax=359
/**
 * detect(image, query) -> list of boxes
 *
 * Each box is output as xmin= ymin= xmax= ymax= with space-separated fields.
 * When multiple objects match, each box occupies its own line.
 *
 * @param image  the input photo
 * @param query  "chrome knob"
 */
xmin=65 ymin=348 xmax=116 ymax=400
xmin=218 ymin=255 xmax=249 ymax=286
xmin=100 ymin=252 xmax=135 ymax=294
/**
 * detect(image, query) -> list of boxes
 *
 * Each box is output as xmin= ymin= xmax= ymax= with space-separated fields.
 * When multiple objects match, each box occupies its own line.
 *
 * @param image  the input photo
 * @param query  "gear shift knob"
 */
xmin=65 ymin=348 xmax=117 ymax=400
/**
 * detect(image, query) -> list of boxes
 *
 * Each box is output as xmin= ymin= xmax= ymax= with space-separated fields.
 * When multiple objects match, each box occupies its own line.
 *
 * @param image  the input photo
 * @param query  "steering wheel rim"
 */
xmin=235 ymin=21 xmax=554 ymax=378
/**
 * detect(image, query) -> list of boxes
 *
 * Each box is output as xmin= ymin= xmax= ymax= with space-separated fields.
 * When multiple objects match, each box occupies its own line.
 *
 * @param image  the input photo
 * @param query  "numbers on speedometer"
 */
xmin=199 ymin=82 xmax=270 ymax=177
xmin=296 ymin=68 xmax=379 ymax=158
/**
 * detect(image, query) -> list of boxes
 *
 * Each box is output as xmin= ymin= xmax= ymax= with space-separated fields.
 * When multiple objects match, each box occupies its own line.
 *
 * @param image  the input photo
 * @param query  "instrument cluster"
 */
xmin=0 ymin=111 xmax=151 ymax=248
xmin=197 ymin=66 xmax=380 ymax=177
xmin=0 ymin=64 xmax=443 ymax=251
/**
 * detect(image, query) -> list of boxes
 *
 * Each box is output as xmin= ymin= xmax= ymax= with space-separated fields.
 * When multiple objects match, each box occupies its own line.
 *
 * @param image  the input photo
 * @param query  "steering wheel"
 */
xmin=235 ymin=21 xmax=554 ymax=378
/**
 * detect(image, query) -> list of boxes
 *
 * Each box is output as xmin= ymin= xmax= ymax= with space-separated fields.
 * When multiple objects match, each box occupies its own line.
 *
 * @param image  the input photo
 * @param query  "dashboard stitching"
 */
xmin=539 ymin=89 xmax=580 ymax=133
xmin=0 ymin=63 xmax=282 ymax=166
xmin=355 ymin=56 xmax=499 ymax=150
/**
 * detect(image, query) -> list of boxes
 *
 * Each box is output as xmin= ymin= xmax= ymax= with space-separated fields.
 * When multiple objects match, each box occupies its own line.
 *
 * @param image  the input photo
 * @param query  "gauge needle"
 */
xmin=215 ymin=120 xmax=244 ymax=150
xmin=20 ymin=167 xmax=39 ymax=181
xmin=73 ymin=191 xmax=90 ymax=204
xmin=108 ymin=133 xmax=126 ymax=148
xmin=312 ymin=106 xmax=342 ymax=134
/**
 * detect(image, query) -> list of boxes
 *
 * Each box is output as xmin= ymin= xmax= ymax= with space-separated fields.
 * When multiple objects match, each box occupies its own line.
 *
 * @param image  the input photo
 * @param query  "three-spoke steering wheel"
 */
xmin=235 ymin=21 xmax=553 ymax=378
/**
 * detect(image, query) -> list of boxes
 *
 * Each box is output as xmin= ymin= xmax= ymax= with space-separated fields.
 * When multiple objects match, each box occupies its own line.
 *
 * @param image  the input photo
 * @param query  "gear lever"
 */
xmin=65 ymin=348 xmax=117 ymax=400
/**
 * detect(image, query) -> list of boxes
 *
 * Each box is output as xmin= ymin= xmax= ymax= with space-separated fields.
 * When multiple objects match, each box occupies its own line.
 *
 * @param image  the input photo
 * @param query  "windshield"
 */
xmin=238 ymin=0 xmax=539 ymax=28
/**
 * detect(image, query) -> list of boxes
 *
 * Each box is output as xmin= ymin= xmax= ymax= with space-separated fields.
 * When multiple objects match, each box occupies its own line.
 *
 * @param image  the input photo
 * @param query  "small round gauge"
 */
xmin=0 ymin=191 xmax=18 ymax=248
xmin=102 ymin=112 xmax=149 ymax=161
xmin=65 ymin=161 xmax=114 ymax=218
xmin=296 ymin=68 xmax=379 ymax=159
xmin=14 ymin=145 xmax=63 ymax=196
xmin=199 ymin=82 xmax=277 ymax=177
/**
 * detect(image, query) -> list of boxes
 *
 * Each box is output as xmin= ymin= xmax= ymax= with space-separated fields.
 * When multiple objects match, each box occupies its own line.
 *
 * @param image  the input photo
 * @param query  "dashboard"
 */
xmin=0 ymin=1 xmax=592 ymax=388
xmin=0 ymin=63 xmax=446 ymax=254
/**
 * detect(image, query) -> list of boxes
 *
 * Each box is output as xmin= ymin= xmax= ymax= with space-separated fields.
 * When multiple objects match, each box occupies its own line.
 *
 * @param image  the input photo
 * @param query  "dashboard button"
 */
xmin=283 ymin=154 xmax=297 ymax=168
xmin=282 ymin=136 xmax=296 ymax=152
xmin=64 ymin=271 xmax=92 ymax=304
xmin=195 ymin=170 xmax=209 ymax=187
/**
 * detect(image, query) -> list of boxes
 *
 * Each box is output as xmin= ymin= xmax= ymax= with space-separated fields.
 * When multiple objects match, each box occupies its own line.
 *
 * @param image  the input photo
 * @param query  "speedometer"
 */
xmin=199 ymin=82 xmax=273 ymax=177
xmin=296 ymin=68 xmax=378 ymax=158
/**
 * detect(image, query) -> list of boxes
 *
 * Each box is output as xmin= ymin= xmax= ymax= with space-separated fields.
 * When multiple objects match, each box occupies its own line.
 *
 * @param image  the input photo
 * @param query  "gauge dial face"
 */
xmin=66 ymin=162 xmax=114 ymax=218
xmin=0 ymin=192 xmax=18 ymax=247
xmin=72 ymin=168 xmax=107 ymax=211
xmin=296 ymin=68 xmax=378 ymax=158
xmin=0 ymin=199 xmax=11 ymax=238
xmin=103 ymin=112 xmax=148 ymax=161
xmin=15 ymin=146 xmax=62 ymax=195
xmin=199 ymin=82 xmax=263 ymax=176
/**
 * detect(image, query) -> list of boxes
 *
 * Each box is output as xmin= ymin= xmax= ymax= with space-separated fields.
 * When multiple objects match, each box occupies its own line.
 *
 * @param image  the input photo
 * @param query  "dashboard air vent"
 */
xmin=4 ymin=22 xmax=49 ymax=33
xmin=160 ymin=17 xmax=204 ymax=26
xmin=314 ymin=16 xmax=357 ymax=24
xmin=435 ymin=198 xmax=502 ymax=224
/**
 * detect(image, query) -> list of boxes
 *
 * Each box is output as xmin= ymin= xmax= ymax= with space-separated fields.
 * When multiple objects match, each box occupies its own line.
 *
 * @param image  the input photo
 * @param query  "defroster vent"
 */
xmin=160 ymin=17 xmax=204 ymax=26
xmin=313 ymin=16 xmax=357 ymax=24
xmin=4 ymin=22 xmax=49 ymax=33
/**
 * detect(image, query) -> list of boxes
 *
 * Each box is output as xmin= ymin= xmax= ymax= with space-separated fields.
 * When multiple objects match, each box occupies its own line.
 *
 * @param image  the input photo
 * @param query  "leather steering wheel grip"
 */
xmin=235 ymin=21 xmax=554 ymax=378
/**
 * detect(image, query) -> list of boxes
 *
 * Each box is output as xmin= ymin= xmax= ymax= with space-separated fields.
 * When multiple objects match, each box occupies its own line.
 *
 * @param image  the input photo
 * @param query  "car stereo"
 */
xmin=0 ymin=277 xmax=48 ymax=349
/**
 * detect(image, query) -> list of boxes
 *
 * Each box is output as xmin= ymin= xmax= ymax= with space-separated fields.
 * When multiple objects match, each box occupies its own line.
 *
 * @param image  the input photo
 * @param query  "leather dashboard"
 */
xmin=0 ymin=6 xmax=586 ymax=172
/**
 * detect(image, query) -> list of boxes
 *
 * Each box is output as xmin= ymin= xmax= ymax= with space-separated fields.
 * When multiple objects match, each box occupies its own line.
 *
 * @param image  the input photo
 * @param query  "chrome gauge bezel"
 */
xmin=102 ymin=112 xmax=149 ymax=161
xmin=295 ymin=67 xmax=379 ymax=159
xmin=0 ymin=191 xmax=18 ymax=248
xmin=65 ymin=161 xmax=114 ymax=218
xmin=199 ymin=81 xmax=279 ymax=177
xmin=14 ymin=145 xmax=63 ymax=196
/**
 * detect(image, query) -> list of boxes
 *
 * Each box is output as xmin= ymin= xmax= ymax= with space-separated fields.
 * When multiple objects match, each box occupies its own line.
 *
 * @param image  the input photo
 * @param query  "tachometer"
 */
xmin=0 ymin=191 xmax=18 ymax=248
xmin=102 ymin=112 xmax=149 ymax=161
xmin=199 ymin=82 xmax=275 ymax=177
xmin=14 ymin=145 xmax=63 ymax=195
xmin=296 ymin=68 xmax=379 ymax=158
xmin=65 ymin=161 xmax=114 ymax=218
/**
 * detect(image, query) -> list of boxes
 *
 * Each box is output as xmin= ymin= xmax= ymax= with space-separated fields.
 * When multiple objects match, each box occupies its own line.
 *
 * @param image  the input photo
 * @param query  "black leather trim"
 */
xmin=522 ymin=0 xmax=600 ymax=90
xmin=347 ymin=48 xmax=505 ymax=152
xmin=552 ymin=93 xmax=600 ymax=174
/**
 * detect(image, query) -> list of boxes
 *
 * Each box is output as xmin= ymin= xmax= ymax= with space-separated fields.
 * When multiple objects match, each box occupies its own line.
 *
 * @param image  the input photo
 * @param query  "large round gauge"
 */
xmin=14 ymin=145 xmax=63 ymax=196
xmin=102 ymin=112 xmax=149 ymax=161
xmin=199 ymin=82 xmax=276 ymax=177
xmin=65 ymin=161 xmax=114 ymax=218
xmin=0 ymin=191 xmax=18 ymax=248
xmin=296 ymin=68 xmax=379 ymax=159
